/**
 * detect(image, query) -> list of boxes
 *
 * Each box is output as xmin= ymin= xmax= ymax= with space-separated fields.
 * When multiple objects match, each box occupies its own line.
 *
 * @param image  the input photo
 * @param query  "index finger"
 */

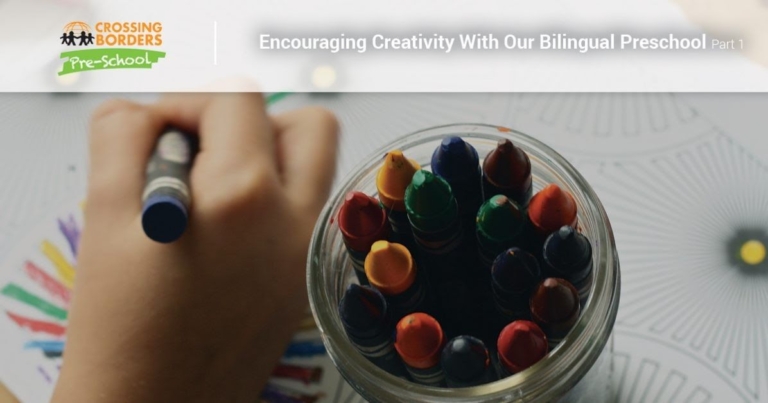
xmin=153 ymin=93 xmax=275 ymax=168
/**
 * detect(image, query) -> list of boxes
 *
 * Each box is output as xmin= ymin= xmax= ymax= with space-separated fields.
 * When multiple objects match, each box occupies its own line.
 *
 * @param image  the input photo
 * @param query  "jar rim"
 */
xmin=308 ymin=123 xmax=621 ymax=401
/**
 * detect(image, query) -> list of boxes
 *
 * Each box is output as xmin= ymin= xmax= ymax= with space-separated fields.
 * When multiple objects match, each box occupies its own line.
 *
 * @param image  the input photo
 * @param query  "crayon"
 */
xmin=405 ymin=170 xmax=464 ymax=258
xmin=338 ymin=191 xmax=390 ymax=285
xmin=376 ymin=150 xmax=420 ymax=245
xmin=496 ymin=320 xmax=548 ymax=377
xmin=527 ymin=184 xmax=578 ymax=239
xmin=394 ymin=313 xmax=446 ymax=386
xmin=476 ymin=195 xmax=525 ymax=269
xmin=481 ymin=139 xmax=532 ymax=206
xmin=365 ymin=241 xmax=427 ymax=319
xmin=490 ymin=248 xmax=541 ymax=323
xmin=529 ymin=278 xmax=580 ymax=349
xmin=271 ymin=364 xmax=323 ymax=385
xmin=440 ymin=335 xmax=496 ymax=387
xmin=142 ymin=128 xmax=198 ymax=243
xmin=405 ymin=170 xmax=471 ymax=335
xmin=542 ymin=226 xmax=593 ymax=303
xmin=283 ymin=340 xmax=326 ymax=358
xmin=339 ymin=284 xmax=409 ymax=378
xmin=431 ymin=137 xmax=483 ymax=229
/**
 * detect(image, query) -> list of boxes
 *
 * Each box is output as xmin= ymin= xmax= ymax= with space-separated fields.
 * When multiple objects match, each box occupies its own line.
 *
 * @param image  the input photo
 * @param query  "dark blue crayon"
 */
xmin=431 ymin=137 xmax=483 ymax=230
xmin=441 ymin=335 xmax=497 ymax=387
xmin=491 ymin=248 xmax=541 ymax=324
xmin=283 ymin=340 xmax=326 ymax=358
xmin=142 ymin=128 xmax=198 ymax=244
xmin=542 ymin=226 xmax=594 ymax=305
xmin=339 ymin=284 xmax=409 ymax=378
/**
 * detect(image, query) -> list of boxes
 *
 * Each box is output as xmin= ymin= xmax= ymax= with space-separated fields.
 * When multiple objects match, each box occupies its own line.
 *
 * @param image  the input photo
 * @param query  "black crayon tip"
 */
xmin=441 ymin=335 xmax=490 ymax=385
xmin=339 ymin=284 xmax=387 ymax=339
xmin=543 ymin=226 xmax=592 ymax=273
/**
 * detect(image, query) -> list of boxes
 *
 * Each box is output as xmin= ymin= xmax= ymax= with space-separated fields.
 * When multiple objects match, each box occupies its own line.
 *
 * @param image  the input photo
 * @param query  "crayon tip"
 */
xmin=543 ymin=226 xmax=592 ymax=273
xmin=528 ymin=184 xmax=578 ymax=235
xmin=431 ymin=137 xmax=480 ymax=180
xmin=476 ymin=195 xmax=524 ymax=240
xmin=395 ymin=313 xmax=444 ymax=369
xmin=491 ymin=248 xmax=541 ymax=294
xmin=365 ymin=241 xmax=416 ymax=295
xmin=482 ymin=139 xmax=531 ymax=188
xmin=530 ymin=278 xmax=580 ymax=324
xmin=405 ymin=170 xmax=454 ymax=217
xmin=441 ymin=336 xmax=489 ymax=383
xmin=338 ymin=192 xmax=388 ymax=251
xmin=376 ymin=150 xmax=421 ymax=210
xmin=497 ymin=320 xmax=548 ymax=374
xmin=339 ymin=284 xmax=387 ymax=337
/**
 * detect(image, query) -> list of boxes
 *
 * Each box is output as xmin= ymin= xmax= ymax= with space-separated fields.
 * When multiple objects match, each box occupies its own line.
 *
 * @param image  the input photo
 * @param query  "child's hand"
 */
xmin=52 ymin=94 xmax=338 ymax=403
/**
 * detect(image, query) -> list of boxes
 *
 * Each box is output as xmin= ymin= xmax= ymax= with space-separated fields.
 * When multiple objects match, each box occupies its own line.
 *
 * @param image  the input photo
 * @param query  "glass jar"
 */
xmin=307 ymin=124 xmax=621 ymax=402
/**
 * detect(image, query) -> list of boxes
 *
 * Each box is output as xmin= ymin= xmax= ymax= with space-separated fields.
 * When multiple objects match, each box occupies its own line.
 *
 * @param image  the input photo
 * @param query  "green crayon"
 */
xmin=476 ymin=195 xmax=525 ymax=269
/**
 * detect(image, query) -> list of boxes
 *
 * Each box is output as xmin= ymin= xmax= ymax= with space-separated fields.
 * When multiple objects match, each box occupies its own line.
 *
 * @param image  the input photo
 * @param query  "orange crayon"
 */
xmin=395 ymin=313 xmax=446 ymax=386
xmin=365 ymin=241 xmax=427 ymax=318
xmin=527 ymin=184 xmax=578 ymax=239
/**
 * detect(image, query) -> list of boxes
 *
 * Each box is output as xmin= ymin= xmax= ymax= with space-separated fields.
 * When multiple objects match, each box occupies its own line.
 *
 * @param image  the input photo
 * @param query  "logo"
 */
xmin=58 ymin=21 xmax=166 ymax=76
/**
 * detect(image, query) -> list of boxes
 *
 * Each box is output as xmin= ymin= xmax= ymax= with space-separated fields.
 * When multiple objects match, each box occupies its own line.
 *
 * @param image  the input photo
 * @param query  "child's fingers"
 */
xmin=154 ymin=93 xmax=276 ymax=170
xmin=87 ymin=99 xmax=164 ymax=219
xmin=272 ymin=107 xmax=339 ymax=212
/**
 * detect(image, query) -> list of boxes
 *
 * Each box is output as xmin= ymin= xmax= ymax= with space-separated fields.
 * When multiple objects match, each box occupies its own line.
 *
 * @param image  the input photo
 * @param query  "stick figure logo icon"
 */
xmin=60 ymin=22 xmax=94 ymax=47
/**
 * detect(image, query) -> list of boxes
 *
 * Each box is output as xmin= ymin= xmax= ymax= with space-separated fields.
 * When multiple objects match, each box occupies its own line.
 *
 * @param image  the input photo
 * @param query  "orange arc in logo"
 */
xmin=62 ymin=21 xmax=92 ymax=34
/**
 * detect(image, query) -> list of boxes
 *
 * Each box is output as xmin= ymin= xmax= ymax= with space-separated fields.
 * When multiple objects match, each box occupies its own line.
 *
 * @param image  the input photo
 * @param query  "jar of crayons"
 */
xmin=308 ymin=124 xmax=620 ymax=402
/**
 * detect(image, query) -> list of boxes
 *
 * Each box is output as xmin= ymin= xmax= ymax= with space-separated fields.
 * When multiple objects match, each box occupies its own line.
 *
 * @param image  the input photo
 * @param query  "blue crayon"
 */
xmin=339 ymin=284 xmax=409 ymax=378
xmin=441 ymin=335 xmax=497 ymax=387
xmin=431 ymin=137 xmax=483 ymax=230
xmin=542 ymin=226 xmax=593 ymax=305
xmin=24 ymin=340 xmax=64 ymax=355
xmin=283 ymin=340 xmax=326 ymax=358
xmin=142 ymin=128 xmax=198 ymax=244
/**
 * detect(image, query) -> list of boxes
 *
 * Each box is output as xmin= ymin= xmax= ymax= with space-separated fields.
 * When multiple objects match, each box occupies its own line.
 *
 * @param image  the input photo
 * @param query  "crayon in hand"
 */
xmin=476 ymin=195 xmax=525 ymax=269
xmin=142 ymin=128 xmax=198 ymax=243
xmin=431 ymin=137 xmax=483 ymax=229
xmin=338 ymin=192 xmax=390 ymax=285
xmin=377 ymin=150 xmax=420 ymax=245
xmin=529 ymin=278 xmax=580 ymax=349
xmin=496 ymin=320 xmax=548 ymax=378
xmin=339 ymin=284 xmax=409 ymax=378
xmin=542 ymin=226 xmax=593 ymax=304
xmin=482 ymin=139 xmax=532 ymax=206
xmin=365 ymin=241 xmax=428 ymax=320
xmin=490 ymin=248 xmax=541 ymax=324
xmin=395 ymin=313 xmax=446 ymax=386
xmin=441 ymin=335 xmax=496 ymax=387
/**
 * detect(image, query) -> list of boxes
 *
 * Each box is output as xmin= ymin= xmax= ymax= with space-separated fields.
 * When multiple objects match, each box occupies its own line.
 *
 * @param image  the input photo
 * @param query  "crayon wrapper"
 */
xmin=143 ymin=130 xmax=196 ymax=206
xmin=405 ymin=363 xmax=446 ymax=387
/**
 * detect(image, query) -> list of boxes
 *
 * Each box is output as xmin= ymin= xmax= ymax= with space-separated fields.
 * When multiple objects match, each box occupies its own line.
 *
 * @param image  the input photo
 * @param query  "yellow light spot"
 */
xmin=56 ymin=71 xmax=80 ymax=87
xmin=740 ymin=240 xmax=766 ymax=266
xmin=311 ymin=65 xmax=336 ymax=89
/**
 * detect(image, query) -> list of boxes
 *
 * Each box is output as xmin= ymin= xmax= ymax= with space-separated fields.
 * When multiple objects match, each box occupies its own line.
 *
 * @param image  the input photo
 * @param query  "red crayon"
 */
xmin=527 ymin=184 xmax=578 ymax=239
xmin=530 ymin=278 xmax=580 ymax=349
xmin=394 ymin=313 xmax=446 ymax=386
xmin=271 ymin=364 xmax=323 ymax=385
xmin=338 ymin=191 xmax=390 ymax=285
xmin=496 ymin=320 xmax=548 ymax=377
xmin=482 ymin=139 xmax=533 ymax=206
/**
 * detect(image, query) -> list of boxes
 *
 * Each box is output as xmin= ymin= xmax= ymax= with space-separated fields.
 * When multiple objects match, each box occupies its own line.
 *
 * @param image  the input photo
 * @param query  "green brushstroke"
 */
xmin=266 ymin=92 xmax=291 ymax=105
xmin=1 ymin=283 xmax=67 ymax=321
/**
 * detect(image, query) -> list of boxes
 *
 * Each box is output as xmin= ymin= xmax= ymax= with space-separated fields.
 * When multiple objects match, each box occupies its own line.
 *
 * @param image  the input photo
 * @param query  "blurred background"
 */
xmin=0 ymin=93 xmax=767 ymax=402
